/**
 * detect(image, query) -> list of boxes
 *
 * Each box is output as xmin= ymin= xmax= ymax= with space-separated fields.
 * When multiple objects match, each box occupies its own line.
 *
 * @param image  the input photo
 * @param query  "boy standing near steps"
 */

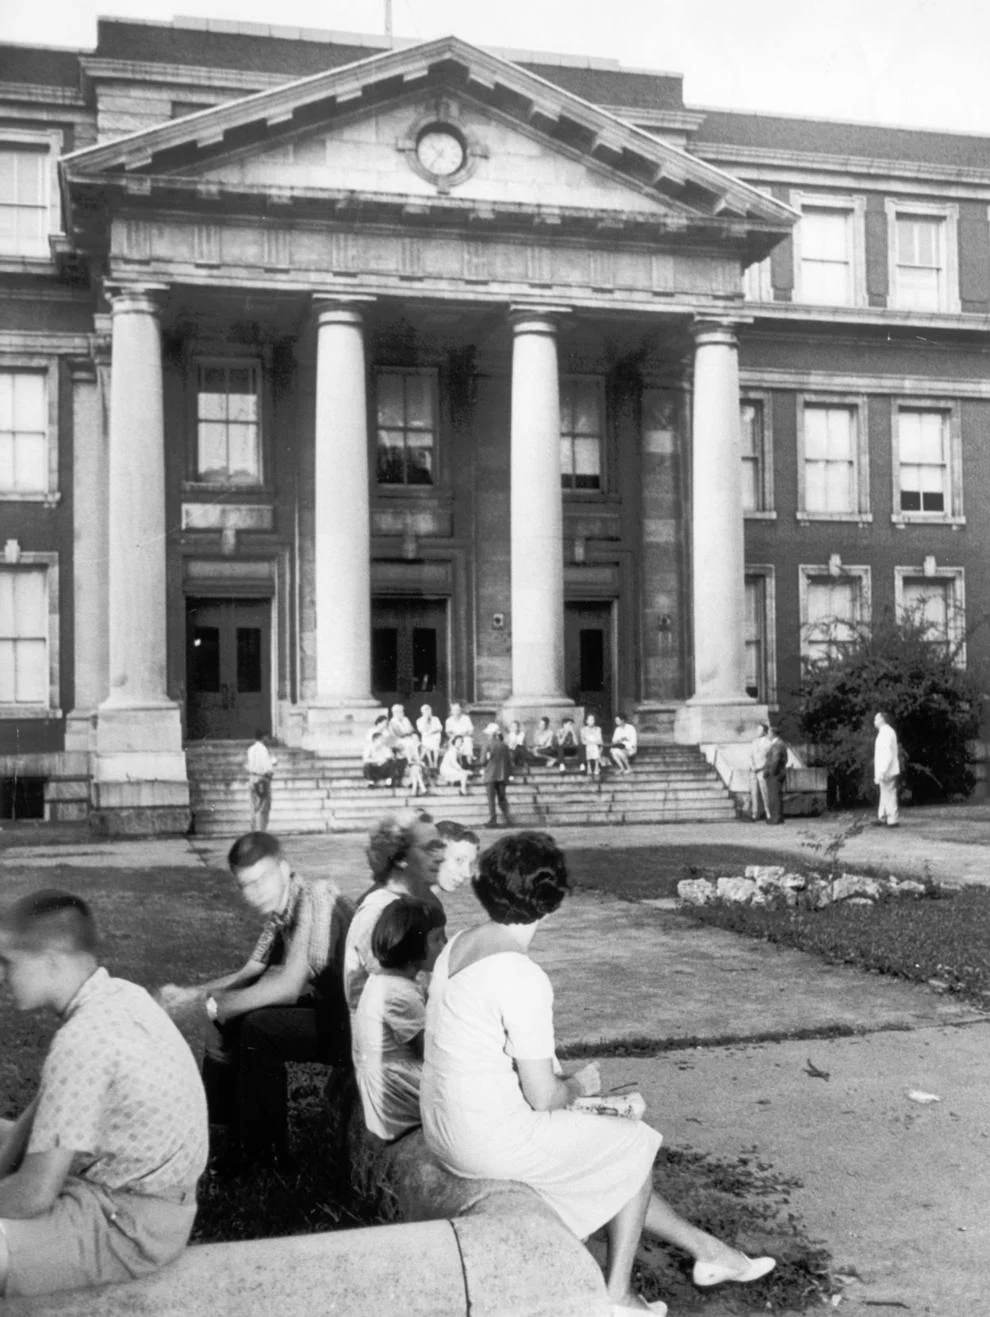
xmin=0 ymin=890 xmax=207 ymax=1299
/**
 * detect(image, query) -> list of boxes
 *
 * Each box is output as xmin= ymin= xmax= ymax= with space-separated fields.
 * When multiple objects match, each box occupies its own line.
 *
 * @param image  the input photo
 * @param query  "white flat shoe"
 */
xmin=693 ymin=1253 xmax=775 ymax=1287
xmin=611 ymin=1299 xmax=668 ymax=1316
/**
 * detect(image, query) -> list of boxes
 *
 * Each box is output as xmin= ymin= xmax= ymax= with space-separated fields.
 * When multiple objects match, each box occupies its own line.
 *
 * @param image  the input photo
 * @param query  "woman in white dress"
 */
xmin=421 ymin=832 xmax=774 ymax=1316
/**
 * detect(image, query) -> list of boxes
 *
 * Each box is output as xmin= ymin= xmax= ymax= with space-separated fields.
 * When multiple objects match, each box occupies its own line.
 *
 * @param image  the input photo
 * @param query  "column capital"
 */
xmin=690 ymin=315 xmax=752 ymax=349
xmin=104 ymin=282 xmax=169 ymax=317
xmin=313 ymin=294 xmax=375 ymax=329
xmin=508 ymin=304 xmax=571 ymax=335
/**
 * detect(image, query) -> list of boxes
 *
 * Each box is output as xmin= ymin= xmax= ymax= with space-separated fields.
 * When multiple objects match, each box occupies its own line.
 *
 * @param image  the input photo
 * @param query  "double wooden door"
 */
xmin=185 ymin=598 xmax=271 ymax=739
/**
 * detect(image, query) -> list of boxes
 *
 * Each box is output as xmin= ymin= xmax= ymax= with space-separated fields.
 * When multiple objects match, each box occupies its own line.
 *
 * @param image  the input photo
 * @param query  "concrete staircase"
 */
xmin=186 ymin=741 xmax=738 ymax=837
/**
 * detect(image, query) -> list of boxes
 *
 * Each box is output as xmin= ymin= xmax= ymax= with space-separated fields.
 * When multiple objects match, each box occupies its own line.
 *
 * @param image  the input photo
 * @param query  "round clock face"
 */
xmin=416 ymin=127 xmax=466 ymax=178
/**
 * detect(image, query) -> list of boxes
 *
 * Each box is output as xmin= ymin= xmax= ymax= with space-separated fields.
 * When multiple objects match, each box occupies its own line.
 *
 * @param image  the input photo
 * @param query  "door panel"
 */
xmin=565 ymin=601 xmax=614 ymax=727
xmin=371 ymin=598 xmax=448 ymax=720
xmin=186 ymin=598 xmax=271 ymax=739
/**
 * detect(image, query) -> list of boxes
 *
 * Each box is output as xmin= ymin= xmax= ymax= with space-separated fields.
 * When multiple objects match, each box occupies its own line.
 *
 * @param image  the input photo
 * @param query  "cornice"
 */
xmin=696 ymin=140 xmax=990 ymax=192
xmin=0 ymin=81 xmax=86 ymax=107
xmin=739 ymin=366 xmax=990 ymax=399
xmin=79 ymin=56 xmax=280 ymax=94
xmin=745 ymin=301 xmax=990 ymax=335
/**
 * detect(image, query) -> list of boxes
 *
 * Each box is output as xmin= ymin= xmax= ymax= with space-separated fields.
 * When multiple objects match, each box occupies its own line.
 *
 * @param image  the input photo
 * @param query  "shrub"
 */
xmin=796 ymin=609 xmax=984 ymax=805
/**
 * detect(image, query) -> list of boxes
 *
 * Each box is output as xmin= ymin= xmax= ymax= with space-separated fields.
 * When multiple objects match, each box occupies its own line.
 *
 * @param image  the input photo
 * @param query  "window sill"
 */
xmin=0 ymin=706 xmax=62 ymax=720
xmin=0 ymin=492 xmax=61 ymax=507
xmin=796 ymin=511 xmax=873 ymax=524
xmin=891 ymin=514 xmax=965 ymax=528
xmin=744 ymin=510 xmax=777 ymax=521
xmin=375 ymin=485 xmax=452 ymax=499
xmin=0 ymin=254 xmax=57 ymax=274
xmin=182 ymin=482 xmax=270 ymax=497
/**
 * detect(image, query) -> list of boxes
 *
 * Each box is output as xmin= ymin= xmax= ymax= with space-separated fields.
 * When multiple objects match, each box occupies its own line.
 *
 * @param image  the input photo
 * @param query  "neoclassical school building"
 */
xmin=3 ymin=18 xmax=990 ymax=829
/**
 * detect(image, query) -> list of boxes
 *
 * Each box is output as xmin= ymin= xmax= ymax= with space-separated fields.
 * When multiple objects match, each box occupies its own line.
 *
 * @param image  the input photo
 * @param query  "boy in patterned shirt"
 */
xmin=159 ymin=831 xmax=352 ymax=1166
xmin=0 ymin=889 xmax=208 ymax=1298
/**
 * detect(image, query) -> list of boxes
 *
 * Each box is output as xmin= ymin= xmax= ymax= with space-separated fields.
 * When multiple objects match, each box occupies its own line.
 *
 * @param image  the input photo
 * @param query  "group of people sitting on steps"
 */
xmin=362 ymin=703 xmax=639 ymax=794
xmin=0 ymin=812 xmax=774 ymax=1314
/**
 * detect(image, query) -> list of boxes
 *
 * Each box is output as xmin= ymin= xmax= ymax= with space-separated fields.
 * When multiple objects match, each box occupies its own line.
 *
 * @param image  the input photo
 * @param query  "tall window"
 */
xmin=744 ymin=577 xmax=765 ymax=699
xmin=791 ymin=194 xmax=864 ymax=307
xmin=0 ymin=144 xmax=51 ymax=258
xmin=887 ymin=203 xmax=959 ymax=312
xmin=560 ymin=376 xmax=603 ymax=491
xmin=802 ymin=571 xmax=868 ymax=664
xmin=0 ymin=370 xmax=47 ymax=494
xmin=740 ymin=398 xmax=767 ymax=513
xmin=897 ymin=409 xmax=948 ymax=514
xmin=375 ymin=370 xmax=437 ymax=486
xmin=195 ymin=362 xmax=261 ymax=485
xmin=802 ymin=404 xmax=858 ymax=514
xmin=0 ymin=565 xmax=48 ymax=705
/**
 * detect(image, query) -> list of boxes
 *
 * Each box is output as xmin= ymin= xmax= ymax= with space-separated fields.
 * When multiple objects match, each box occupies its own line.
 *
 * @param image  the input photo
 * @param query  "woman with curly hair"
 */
xmin=421 ymin=832 xmax=774 ymax=1316
xmin=341 ymin=808 xmax=446 ymax=1015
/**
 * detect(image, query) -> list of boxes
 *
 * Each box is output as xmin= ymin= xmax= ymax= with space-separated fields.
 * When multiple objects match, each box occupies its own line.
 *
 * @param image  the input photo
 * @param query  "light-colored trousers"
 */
xmin=877 ymin=777 xmax=899 ymax=825
xmin=751 ymin=771 xmax=770 ymax=819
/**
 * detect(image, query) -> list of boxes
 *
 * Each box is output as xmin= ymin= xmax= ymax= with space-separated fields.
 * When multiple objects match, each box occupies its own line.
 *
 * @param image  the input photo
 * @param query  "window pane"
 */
xmin=573 ymin=436 xmax=601 ymax=489
xmin=14 ymin=432 xmax=46 ymax=491
xmin=236 ymin=627 xmax=262 ymax=693
xmin=15 ymin=639 xmax=46 ymax=702
xmin=0 ymin=638 xmax=13 ymax=701
xmin=376 ymin=373 xmax=404 ymax=428
xmin=412 ymin=628 xmax=437 ymax=692
xmin=803 ymin=408 xmax=828 ymax=459
xmin=805 ymin=462 xmax=827 ymax=512
xmin=14 ymin=372 xmax=45 ymax=427
xmin=825 ymin=461 xmax=854 ymax=512
xmin=190 ymin=626 xmax=220 ymax=692
xmin=578 ymin=629 xmax=605 ymax=690
xmin=741 ymin=457 xmax=759 ymax=513
xmin=406 ymin=442 xmax=433 ymax=485
xmin=14 ymin=568 xmax=45 ymax=631
xmin=226 ymin=424 xmax=259 ymax=482
xmin=897 ymin=268 xmax=940 ymax=310
xmin=226 ymin=379 xmax=257 ymax=423
xmin=571 ymin=380 xmax=601 ymax=434
xmin=371 ymin=627 xmax=399 ymax=691
xmin=376 ymin=431 xmax=405 ymax=484
xmin=560 ymin=437 xmax=574 ymax=479
xmin=197 ymin=422 xmax=228 ymax=480
xmin=803 ymin=209 xmax=848 ymax=260
xmin=404 ymin=374 xmax=435 ymax=430
xmin=198 ymin=367 xmax=228 ymax=418
xmin=903 ymin=580 xmax=950 ymax=638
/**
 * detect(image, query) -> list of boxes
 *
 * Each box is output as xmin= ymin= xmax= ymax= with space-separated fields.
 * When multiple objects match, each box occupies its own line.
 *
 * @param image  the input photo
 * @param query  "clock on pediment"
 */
xmin=402 ymin=104 xmax=484 ymax=191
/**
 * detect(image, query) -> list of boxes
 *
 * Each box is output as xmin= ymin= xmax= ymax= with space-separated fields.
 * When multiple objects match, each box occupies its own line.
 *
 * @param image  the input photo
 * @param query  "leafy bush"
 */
xmin=796 ymin=609 xmax=984 ymax=804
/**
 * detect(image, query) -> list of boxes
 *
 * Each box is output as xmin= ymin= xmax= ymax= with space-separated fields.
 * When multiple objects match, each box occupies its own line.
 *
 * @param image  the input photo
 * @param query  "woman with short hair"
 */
xmin=421 ymin=832 xmax=774 ymax=1315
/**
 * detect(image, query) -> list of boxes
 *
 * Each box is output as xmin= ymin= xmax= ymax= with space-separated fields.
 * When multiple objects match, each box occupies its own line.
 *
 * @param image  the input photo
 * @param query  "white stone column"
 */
xmin=675 ymin=318 xmax=765 ymax=744
xmin=503 ymin=309 xmax=571 ymax=723
xmin=92 ymin=284 xmax=188 ymax=831
xmin=65 ymin=328 xmax=110 ymax=755
xmin=305 ymin=299 xmax=379 ymax=750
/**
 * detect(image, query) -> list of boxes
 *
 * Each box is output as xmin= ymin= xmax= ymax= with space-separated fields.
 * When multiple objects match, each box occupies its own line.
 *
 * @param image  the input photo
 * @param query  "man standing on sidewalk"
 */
xmin=748 ymin=722 xmax=771 ymax=821
xmin=246 ymin=730 xmax=276 ymax=831
xmin=482 ymin=726 xmax=515 ymax=829
xmin=762 ymin=726 xmax=789 ymax=825
xmin=873 ymin=711 xmax=901 ymax=828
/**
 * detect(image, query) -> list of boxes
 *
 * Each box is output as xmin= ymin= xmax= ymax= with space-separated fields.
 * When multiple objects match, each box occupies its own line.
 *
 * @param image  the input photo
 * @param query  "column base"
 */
xmin=300 ymin=699 xmax=385 ymax=757
xmin=673 ymin=698 xmax=768 ymax=746
xmin=90 ymin=701 xmax=190 ymax=835
xmin=64 ymin=709 xmax=98 ymax=754
xmin=499 ymin=696 xmax=576 ymax=735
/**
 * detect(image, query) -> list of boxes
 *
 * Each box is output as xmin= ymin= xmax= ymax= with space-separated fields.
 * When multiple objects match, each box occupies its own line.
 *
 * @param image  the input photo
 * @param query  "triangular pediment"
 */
xmin=61 ymin=35 xmax=795 ymax=244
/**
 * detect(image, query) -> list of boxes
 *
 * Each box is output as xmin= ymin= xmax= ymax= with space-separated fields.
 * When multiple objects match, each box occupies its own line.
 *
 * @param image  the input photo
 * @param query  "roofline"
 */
xmin=692 ymin=101 xmax=990 ymax=145
xmin=61 ymin=34 xmax=796 ymax=228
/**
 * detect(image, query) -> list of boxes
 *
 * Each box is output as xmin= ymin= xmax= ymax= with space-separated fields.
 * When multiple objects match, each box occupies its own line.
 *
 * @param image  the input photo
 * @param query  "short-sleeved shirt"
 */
xmin=352 ymin=973 xmax=425 ymax=1141
xmin=28 ymin=968 xmax=208 ymax=1196
xmin=250 ymin=872 xmax=352 ymax=999
xmin=342 ymin=888 xmax=400 ymax=1012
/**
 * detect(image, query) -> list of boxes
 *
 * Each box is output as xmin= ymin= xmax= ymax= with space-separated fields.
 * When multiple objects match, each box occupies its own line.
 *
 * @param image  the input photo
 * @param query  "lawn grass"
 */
xmin=567 ymin=841 xmax=990 ymax=1009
